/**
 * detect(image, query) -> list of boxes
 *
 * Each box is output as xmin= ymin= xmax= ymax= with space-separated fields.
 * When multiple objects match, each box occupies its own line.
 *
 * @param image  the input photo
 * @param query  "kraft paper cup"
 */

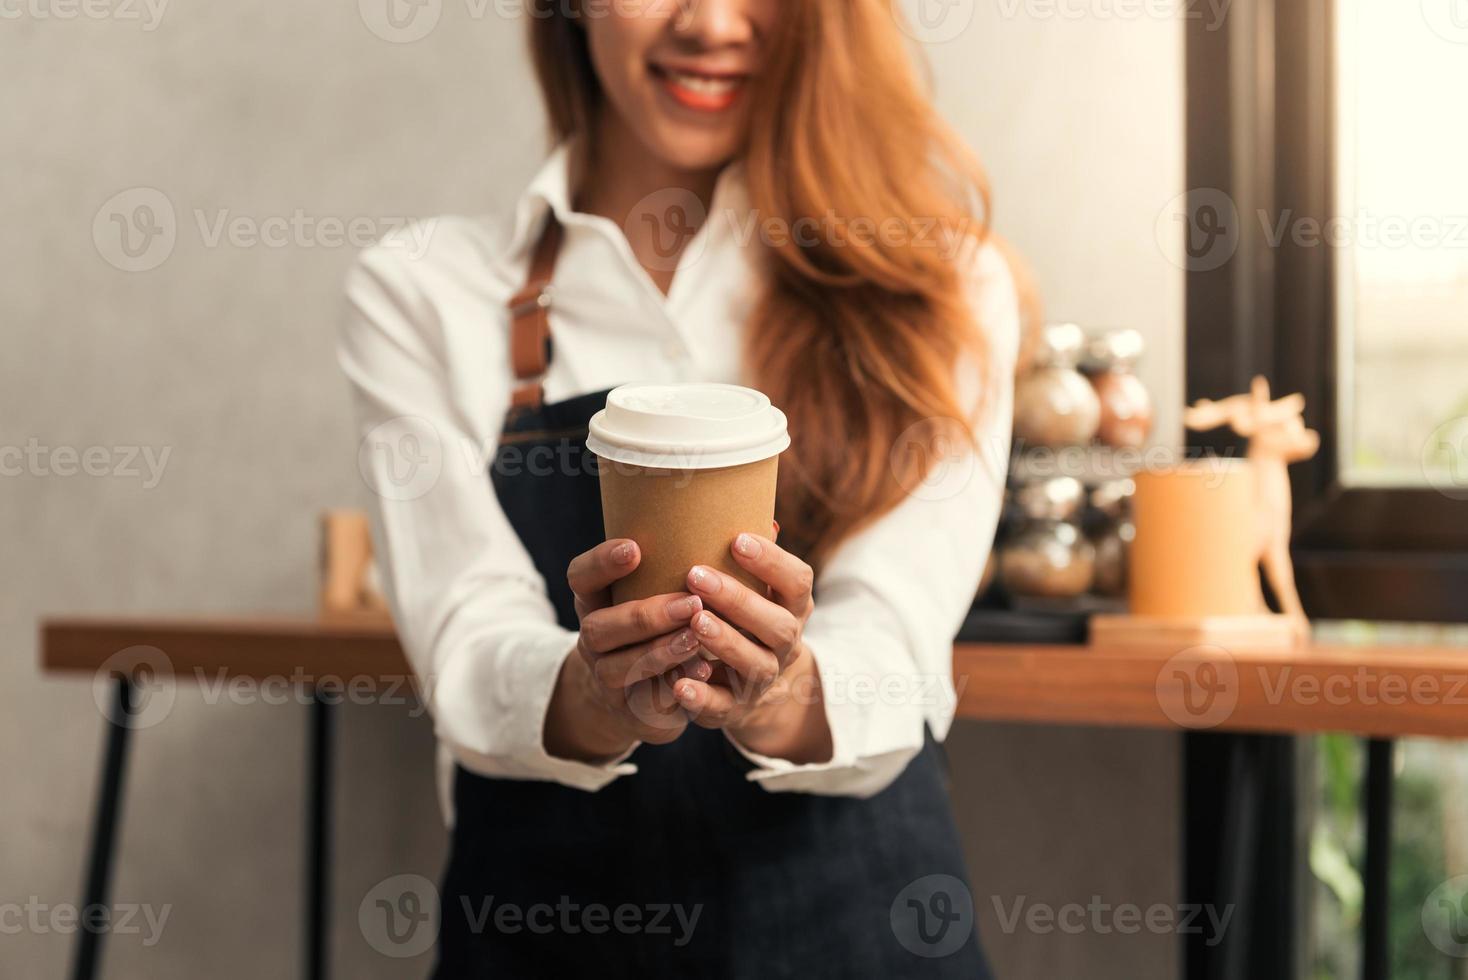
xmin=587 ymin=383 xmax=791 ymax=605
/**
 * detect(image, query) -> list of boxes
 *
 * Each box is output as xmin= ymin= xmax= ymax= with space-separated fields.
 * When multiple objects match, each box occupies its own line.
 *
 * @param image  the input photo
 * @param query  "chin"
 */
xmin=644 ymin=125 xmax=744 ymax=175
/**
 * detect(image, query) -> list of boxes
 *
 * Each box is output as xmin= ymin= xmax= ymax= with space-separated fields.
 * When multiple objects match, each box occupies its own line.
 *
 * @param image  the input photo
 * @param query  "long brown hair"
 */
xmin=530 ymin=0 xmax=992 ymax=569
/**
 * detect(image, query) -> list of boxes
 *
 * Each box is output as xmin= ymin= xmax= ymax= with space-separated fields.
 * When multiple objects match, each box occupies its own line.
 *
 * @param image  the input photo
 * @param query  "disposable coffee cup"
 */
xmin=587 ymin=383 xmax=790 ymax=605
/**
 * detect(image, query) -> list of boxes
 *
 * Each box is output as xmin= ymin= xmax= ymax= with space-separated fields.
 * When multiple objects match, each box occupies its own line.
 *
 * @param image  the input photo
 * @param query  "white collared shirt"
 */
xmin=339 ymin=145 xmax=1018 ymax=802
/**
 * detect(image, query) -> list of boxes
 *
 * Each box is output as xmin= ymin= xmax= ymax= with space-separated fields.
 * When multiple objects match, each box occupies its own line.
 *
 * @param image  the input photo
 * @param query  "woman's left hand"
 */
xmin=672 ymin=532 xmax=833 ymax=764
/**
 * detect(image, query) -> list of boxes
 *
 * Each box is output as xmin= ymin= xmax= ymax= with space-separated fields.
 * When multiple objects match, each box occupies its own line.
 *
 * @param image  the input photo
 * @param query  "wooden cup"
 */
xmin=1129 ymin=460 xmax=1261 ymax=617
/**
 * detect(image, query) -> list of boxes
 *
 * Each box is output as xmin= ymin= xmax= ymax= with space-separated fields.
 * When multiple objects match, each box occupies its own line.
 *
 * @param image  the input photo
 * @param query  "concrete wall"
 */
xmin=2 ymin=3 xmax=1183 ymax=976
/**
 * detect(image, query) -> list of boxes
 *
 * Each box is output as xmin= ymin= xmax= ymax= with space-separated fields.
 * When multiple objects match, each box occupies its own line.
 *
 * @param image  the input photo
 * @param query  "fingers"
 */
xmin=586 ymin=627 xmax=705 ymax=690
xmin=567 ymin=539 xmax=640 ymax=617
xmin=578 ymin=592 xmax=703 ymax=656
xmin=672 ymin=678 xmax=738 ymax=729
xmin=687 ymin=566 xmax=801 ymax=662
xmin=675 ymin=658 xmax=714 ymax=683
xmin=624 ymin=675 xmax=688 ymax=744
xmin=729 ymin=533 xmax=814 ymax=616
xmin=688 ymin=609 xmax=782 ymax=690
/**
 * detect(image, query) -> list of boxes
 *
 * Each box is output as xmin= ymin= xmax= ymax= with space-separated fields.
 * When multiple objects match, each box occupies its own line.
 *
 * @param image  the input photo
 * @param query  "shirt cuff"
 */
xmin=523 ymin=741 xmax=640 ymax=794
xmin=441 ymin=630 xmax=640 ymax=793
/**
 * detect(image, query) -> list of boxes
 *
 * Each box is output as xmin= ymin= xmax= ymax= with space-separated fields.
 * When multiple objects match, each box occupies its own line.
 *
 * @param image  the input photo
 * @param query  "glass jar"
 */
xmin=1083 ymin=329 xmax=1153 ymax=450
xmin=1013 ymin=323 xmax=1102 ymax=448
xmin=999 ymin=477 xmax=1096 ymax=598
xmin=1089 ymin=478 xmax=1136 ymax=598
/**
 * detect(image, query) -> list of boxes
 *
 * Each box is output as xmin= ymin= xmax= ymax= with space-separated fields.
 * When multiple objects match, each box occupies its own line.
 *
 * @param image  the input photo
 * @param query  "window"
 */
xmin=1336 ymin=1 xmax=1468 ymax=490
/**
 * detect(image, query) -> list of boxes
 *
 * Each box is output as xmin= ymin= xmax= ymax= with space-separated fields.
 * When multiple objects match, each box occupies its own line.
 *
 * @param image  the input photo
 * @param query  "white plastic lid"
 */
xmin=586 ymin=383 xmax=790 ymax=470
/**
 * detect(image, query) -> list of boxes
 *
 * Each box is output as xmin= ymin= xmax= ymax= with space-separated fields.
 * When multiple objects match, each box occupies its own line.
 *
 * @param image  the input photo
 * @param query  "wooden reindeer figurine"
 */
xmin=1184 ymin=376 xmax=1320 ymax=621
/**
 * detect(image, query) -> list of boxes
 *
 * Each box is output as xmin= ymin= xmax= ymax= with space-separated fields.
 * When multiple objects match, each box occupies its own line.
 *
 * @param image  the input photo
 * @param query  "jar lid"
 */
xmin=587 ymin=383 xmax=791 ymax=470
xmin=1034 ymin=323 xmax=1088 ymax=369
xmin=1090 ymin=477 xmax=1136 ymax=518
xmin=1083 ymin=328 xmax=1146 ymax=371
xmin=1012 ymin=476 xmax=1087 ymax=522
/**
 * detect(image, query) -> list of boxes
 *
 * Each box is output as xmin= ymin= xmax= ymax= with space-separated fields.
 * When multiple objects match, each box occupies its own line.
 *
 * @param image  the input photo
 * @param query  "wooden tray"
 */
xmin=1090 ymin=613 xmax=1308 ymax=653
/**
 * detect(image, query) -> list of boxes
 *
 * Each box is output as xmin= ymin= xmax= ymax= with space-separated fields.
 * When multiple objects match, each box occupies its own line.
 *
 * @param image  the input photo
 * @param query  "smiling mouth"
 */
xmin=651 ymin=65 xmax=748 ymax=113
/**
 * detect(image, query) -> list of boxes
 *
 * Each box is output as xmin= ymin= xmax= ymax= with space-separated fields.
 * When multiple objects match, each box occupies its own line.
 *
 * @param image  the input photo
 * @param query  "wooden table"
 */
xmin=39 ymin=615 xmax=1468 ymax=980
xmin=42 ymin=615 xmax=1468 ymax=738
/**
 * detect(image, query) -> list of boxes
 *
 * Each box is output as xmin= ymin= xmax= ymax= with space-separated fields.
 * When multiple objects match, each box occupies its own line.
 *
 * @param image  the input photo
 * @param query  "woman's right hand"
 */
xmin=542 ymin=539 xmax=711 ymax=763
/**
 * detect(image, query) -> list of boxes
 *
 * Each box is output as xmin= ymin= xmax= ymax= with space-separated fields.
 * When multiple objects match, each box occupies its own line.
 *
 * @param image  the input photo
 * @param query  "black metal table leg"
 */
xmin=1184 ymin=732 xmax=1300 ymax=980
xmin=1361 ymin=738 xmax=1394 ymax=980
xmin=306 ymin=689 xmax=334 ymax=980
xmin=71 ymin=676 xmax=136 ymax=980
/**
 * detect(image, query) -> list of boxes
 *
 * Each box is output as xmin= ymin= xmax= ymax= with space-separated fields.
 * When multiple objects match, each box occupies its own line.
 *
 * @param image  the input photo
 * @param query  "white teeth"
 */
xmin=664 ymin=70 xmax=741 ymax=95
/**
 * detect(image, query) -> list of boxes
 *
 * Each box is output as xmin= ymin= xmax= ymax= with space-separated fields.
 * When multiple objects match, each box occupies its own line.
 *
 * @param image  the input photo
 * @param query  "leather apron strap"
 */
xmin=506 ymin=214 xmax=564 ymax=409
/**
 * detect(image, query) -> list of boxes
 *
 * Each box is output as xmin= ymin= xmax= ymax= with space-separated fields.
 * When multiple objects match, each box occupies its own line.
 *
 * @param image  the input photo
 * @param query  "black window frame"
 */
xmin=1185 ymin=0 xmax=1468 ymax=625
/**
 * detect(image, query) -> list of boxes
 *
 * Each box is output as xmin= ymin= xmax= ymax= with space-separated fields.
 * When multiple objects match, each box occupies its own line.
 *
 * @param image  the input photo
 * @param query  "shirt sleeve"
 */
xmin=338 ymin=237 xmax=637 ymax=793
xmin=728 ymin=239 xmax=1020 ymax=797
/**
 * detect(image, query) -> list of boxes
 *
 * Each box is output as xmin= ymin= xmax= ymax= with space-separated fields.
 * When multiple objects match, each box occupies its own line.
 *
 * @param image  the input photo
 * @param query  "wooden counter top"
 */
xmin=949 ymin=640 xmax=1468 ymax=738
xmin=42 ymin=615 xmax=408 ymax=681
xmin=39 ymin=616 xmax=1468 ymax=739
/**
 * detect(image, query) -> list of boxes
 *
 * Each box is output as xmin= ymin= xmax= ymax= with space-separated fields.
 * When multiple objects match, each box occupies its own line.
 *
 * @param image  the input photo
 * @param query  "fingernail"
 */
xmin=694 ymin=611 xmax=721 ymax=638
xmin=734 ymin=533 xmax=760 ymax=558
xmin=687 ymin=660 xmax=712 ymax=681
xmin=689 ymin=566 xmax=720 ymax=593
xmin=676 ymin=683 xmax=698 ymax=704
xmin=671 ymin=629 xmax=697 ymax=654
xmin=613 ymin=542 xmax=636 ymax=564
xmin=666 ymin=595 xmax=702 ymax=619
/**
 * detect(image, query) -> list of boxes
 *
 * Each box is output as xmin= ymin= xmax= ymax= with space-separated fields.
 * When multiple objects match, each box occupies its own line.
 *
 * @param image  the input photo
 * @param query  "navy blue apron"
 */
xmin=432 ymin=221 xmax=992 ymax=979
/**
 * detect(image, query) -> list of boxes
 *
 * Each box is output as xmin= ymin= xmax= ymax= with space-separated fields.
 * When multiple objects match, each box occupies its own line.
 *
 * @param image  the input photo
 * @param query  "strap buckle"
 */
xmin=508 ymin=284 xmax=553 ymax=320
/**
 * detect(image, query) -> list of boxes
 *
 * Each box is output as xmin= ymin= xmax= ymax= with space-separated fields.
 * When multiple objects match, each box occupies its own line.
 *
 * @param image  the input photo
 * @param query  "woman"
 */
xmin=340 ymin=0 xmax=1018 ymax=974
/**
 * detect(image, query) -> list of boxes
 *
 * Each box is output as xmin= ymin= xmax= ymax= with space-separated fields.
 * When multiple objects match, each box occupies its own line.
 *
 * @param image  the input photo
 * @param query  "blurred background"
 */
xmin=4 ymin=1 xmax=1466 ymax=978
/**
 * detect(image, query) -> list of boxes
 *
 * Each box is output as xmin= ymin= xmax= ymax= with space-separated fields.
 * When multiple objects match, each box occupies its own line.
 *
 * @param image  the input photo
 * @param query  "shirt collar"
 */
xmin=508 ymin=140 xmax=752 ymax=257
xmin=507 ymin=141 xmax=578 ymax=257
